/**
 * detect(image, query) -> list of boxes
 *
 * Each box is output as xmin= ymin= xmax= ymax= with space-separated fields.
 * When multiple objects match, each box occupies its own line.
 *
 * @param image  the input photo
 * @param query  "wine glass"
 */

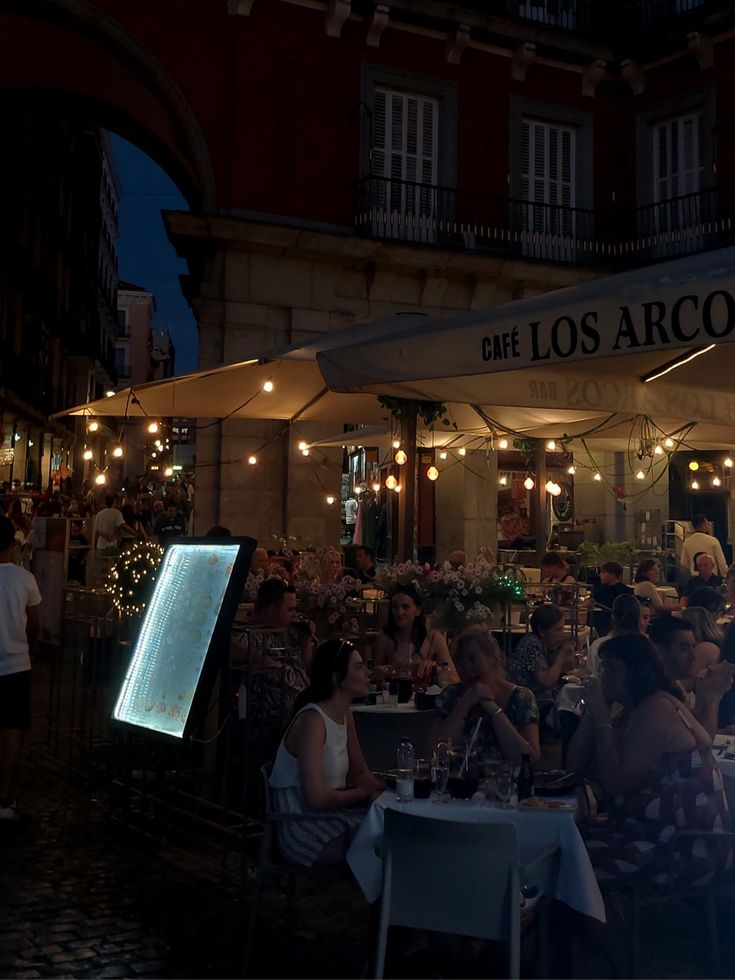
xmin=494 ymin=761 xmax=515 ymax=809
xmin=431 ymin=740 xmax=450 ymax=803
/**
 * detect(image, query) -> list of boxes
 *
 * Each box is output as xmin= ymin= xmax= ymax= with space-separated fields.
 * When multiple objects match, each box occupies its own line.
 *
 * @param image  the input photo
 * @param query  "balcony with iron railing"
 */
xmin=354 ymin=176 xmax=735 ymax=268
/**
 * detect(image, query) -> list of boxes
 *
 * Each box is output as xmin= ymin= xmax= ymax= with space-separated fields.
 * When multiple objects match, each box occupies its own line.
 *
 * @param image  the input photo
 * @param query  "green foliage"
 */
xmin=378 ymin=396 xmax=456 ymax=429
xmin=578 ymin=539 xmax=639 ymax=568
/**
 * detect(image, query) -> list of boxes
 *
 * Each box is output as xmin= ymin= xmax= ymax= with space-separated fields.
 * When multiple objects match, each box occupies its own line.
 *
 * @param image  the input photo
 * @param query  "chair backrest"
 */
xmin=259 ymin=761 xmax=284 ymax=866
xmin=381 ymin=809 xmax=519 ymax=940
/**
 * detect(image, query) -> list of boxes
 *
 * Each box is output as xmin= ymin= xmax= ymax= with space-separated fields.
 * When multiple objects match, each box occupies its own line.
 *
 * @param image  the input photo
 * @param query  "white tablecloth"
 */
xmin=347 ymin=791 xmax=605 ymax=922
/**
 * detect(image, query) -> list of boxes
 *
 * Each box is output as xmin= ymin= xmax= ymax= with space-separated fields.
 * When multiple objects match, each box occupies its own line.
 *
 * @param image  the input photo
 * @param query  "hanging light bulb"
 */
xmin=567 ymin=465 xmax=576 ymax=475
xmin=459 ymin=447 xmax=467 ymax=456
xmin=523 ymin=476 xmax=535 ymax=491
xmin=498 ymin=438 xmax=509 ymax=450
xmin=713 ymin=475 xmax=722 ymax=487
xmin=426 ymin=465 xmax=439 ymax=481
xmin=262 ymin=380 xmax=274 ymax=393
xmin=725 ymin=457 xmax=733 ymax=469
xmin=372 ymin=482 xmax=381 ymax=493
xmin=439 ymin=451 xmax=448 ymax=460
xmin=326 ymin=495 xmax=335 ymax=505
xmin=664 ymin=437 xmax=675 ymax=449
xmin=395 ymin=449 xmax=408 ymax=466
xmin=164 ymin=467 xmax=174 ymax=477
xmin=83 ymin=449 xmax=93 ymax=461
xmin=545 ymin=480 xmax=556 ymax=494
xmin=394 ymin=483 xmax=402 ymax=493
xmin=95 ymin=473 xmax=106 ymax=486
xmin=654 ymin=444 xmax=664 ymax=456
xmin=147 ymin=421 xmax=159 ymax=434
xmin=385 ymin=474 xmax=397 ymax=490
xmin=692 ymin=480 xmax=700 ymax=490
xmin=636 ymin=470 xmax=646 ymax=480
xmin=112 ymin=446 xmax=124 ymax=458
xmin=297 ymin=441 xmax=308 ymax=451
xmin=105 ymin=390 xmax=115 ymax=398
xmin=354 ymin=486 xmax=364 ymax=495
xmin=499 ymin=476 xmax=507 ymax=486
xmin=550 ymin=482 xmax=562 ymax=497
xmin=151 ymin=452 xmax=157 ymax=458
xmin=688 ymin=461 xmax=700 ymax=471
xmin=594 ymin=472 xmax=602 ymax=482
xmin=247 ymin=455 xmax=257 ymax=465
xmin=88 ymin=421 xmax=99 ymax=433
xmin=301 ymin=448 xmax=310 ymax=457
xmin=546 ymin=440 xmax=557 ymax=451
xmin=392 ymin=440 xmax=401 ymax=449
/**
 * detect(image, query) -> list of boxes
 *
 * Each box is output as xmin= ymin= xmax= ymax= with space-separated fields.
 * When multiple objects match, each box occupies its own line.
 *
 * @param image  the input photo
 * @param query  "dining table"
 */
xmin=347 ymin=790 xmax=606 ymax=922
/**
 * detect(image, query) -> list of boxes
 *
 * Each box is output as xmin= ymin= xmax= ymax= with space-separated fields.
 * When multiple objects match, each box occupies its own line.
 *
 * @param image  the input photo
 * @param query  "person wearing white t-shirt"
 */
xmin=93 ymin=495 xmax=136 ymax=586
xmin=344 ymin=494 xmax=358 ymax=541
xmin=0 ymin=516 xmax=42 ymax=820
xmin=680 ymin=514 xmax=729 ymax=576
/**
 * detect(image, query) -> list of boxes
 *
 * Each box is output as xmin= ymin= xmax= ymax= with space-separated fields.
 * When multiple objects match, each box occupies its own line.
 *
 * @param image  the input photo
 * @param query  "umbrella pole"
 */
xmin=534 ymin=442 xmax=547 ymax=566
xmin=397 ymin=405 xmax=417 ymax=561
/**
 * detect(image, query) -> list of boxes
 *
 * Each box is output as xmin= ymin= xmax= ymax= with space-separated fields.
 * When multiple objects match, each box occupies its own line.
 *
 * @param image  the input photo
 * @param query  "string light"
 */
xmin=567 ymin=465 xmax=576 ymax=475
xmin=112 ymin=446 xmax=124 ymax=458
xmin=549 ymin=483 xmax=562 ymax=497
xmin=426 ymin=465 xmax=439 ymax=481
xmin=88 ymin=421 xmax=99 ymax=433
xmin=164 ymin=467 xmax=174 ymax=477
xmin=664 ymin=437 xmax=675 ymax=449
xmin=354 ymin=486 xmax=364 ymax=495
xmin=147 ymin=421 xmax=159 ymax=434
xmin=594 ymin=472 xmax=602 ymax=481
xmin=107 ymin=540 xmax=163 ymax=617
xmin=372 ymin=482 xmax=381 ymax=493
xmin=498 ymin=438 xmax=509 ymax=450
xmin=691 ymin=480 xmax=700 ymax=490
xmin=326 ymin=495 xmax=335 ymax=505
xmin=385 ymin=475 xmax=397 ymax=490
xmin=636 ymin=470 xmax=646 ymax=480
xmin=105 ymin=390 xmax=115 ymax=398
xmin=247 ymin=455 xmax=257 ymax=465
xmin=713 ymin=476 xmax=722 ymax=487
xmin=151 ymin=452 xmax=157 ymax=458
xmin=392 ymin=440 xmax=401 ymax=449
xmin=262 ymin=380 xmax=274 ymax=393
xmin=459 ymin=447 xmax=467 ymax=456
xmin=301 ymin=448 xmax=310 ymax=457
xmin=499 ymin=476 xmax=507 ymax=486
xmin=523 ymin=476 xmax=535 ymax=490
xmin=546 ymin=440 xmax=557 ymax=451
xmin=395 ymin=449 xmax=408 ymax=465
xmin=298 ymin=441 xmax=308 ymax=451
xmin=545 ymin=480 xmax=556 ymax=494
xmin=439 ymin=451 xmax=448 ymax=460
xmin=95 ymin=473 xmax=106 ymax=486
xmin=394 ymin=483 xmax=402 ymax=493
xmin=654 ymin=445 xmax=664 ymax=456
xmin=83 ymin=449 xmax=93 ymax=461
xmin=688 ymin=461 xmax=699 ymax=471
xmin=725 ymin=458 xmax=733 ymax=468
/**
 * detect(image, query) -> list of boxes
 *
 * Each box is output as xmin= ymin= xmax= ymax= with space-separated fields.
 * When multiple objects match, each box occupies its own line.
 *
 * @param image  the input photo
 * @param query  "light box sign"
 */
xmin=113 ymin=539 xmax=254 ymax=738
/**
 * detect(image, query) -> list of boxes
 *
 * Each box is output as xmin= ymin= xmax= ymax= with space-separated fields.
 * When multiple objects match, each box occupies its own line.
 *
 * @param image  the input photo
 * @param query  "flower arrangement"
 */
xmin=107 ymin=540 xmax=164 ymax=617
xmin=295 ymin=575 xmax=364 ymax=639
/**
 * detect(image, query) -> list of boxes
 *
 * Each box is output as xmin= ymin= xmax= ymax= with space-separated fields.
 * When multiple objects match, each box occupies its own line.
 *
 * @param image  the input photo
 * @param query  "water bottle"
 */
xmin=517 ymin=752 xmax=535 ymax=802
xmin=396 ymin=737 xmax=415 ymax=802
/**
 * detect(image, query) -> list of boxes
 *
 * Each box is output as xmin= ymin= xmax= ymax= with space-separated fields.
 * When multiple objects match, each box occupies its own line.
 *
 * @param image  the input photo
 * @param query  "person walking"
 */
xmin=680 ymin=514 xmax=728 ymax=576
xmin=0 ymin=516 xmax=41 ymax=820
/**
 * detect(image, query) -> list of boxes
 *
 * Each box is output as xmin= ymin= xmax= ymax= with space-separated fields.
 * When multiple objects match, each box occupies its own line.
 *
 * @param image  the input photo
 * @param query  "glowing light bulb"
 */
xmin=546 ymin=440 xmax=556 ymax=451
xmin=725 ymin=457 xmax=733 ymax=468
xmin=692 ymin=480 xmax=700 ymax=490
xmin=664 ymin=437 xmax=675 ymax=449
xmin=354 ymin=486 xmax=363 ymax=495
xmin=247 ymin=455 xmax=257 ymax=465
xmin=301 ymin=448 xmax=310 ymax=457
xmin=545 ymin=480 xmax=556 ymax=494
xmin=499 ymin=476 xmax=507 ymax=486
xmin=439 ymin=451 xmax=447 ymax=460
xmin=713 ymin=476 xmax=722 ymax=487
xmin=524 ymin=476 xmax=535 ymax=491
xmin=372 ymin=483 xmax=381 ymax=493
xmin=427 ymin=465 xmax=439 ymax=481
xmin=394 ymin=483 xmax=402 ymax=493
xmin=112 ymin=446 xmax=124 ymax=458
xmin=392 ymin=440 xmax=401 ymax=450
xmin=498 ymin=438 xmax=508 ymax=450
xmin=147 ymin=422 xmax=159 ymax=434
xmin=636 ymin=470 xmax=645 ymax=480
xmin=459 ymin=447 xmax=467 ymax=457
xmin=395 ymin=449 xmax=408 ymax=466
xmin=594 ymin=472 xmax=602 ymax=482
xmin=151 ymin=452 xmax=157 ymax=458
xmin=164 ymin=467 xmax=174 ymax=477
xmin=262 ymin=380 xmax=274 ymax=393
xmin=105 ymin=390 xmax=115 ymax=398
xmin=654 ymin=444 xmax=664 ymax=456
xmin=567 ymin=465 xmax=576 ymax=475
xmin=95 ymin=473 xmax=106 ymax=486
xmin=297 ymin=441 xmax=308 ymax=451
xmin=88 ymin=421 xmax=99 ymax=433
xmin=688 ymin=461 xmax=699 ymax=471
xmin=385 ymin=475 xmax=397 ymax=490
xmin=83 ymin=449 xmax=93 ymax=461
xmin=326 ymin=495 xmax=335 ymax=505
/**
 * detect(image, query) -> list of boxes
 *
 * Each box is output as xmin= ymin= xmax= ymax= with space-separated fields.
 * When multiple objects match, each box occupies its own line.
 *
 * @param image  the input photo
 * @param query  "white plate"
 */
xmin=519 ymin=798 xmax=575 ymax=813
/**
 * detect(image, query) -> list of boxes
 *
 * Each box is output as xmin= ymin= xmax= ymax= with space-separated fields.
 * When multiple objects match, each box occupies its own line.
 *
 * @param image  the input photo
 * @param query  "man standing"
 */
xmin=344 ymin=493 xmax=358 ymax=542
xmin=93 ymin=495 xmax=135 ymax=586
xmin=681 ymin=514 xmax=728 ymax=576
xmin=0 ymin=516 xmax=41 ymax=819
xmin=592 ymin=561 xmax=632 ymax=636
xmin=153 ymin=502 xmax=186 ymax=547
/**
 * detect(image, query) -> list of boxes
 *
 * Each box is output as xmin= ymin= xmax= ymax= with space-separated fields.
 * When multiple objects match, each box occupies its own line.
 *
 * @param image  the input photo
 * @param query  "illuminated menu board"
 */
xmin=113 ymin=542 xmax=248 ymax=738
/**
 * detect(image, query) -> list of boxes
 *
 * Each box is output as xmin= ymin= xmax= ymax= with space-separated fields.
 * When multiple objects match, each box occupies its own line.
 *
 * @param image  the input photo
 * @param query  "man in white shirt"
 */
xmin=680 ymin=514 xmax=728 ymax=576
xmin=93 ymin=495 xmax=135 ymax=585
xmin=0 ymin=516 xmax=42 ymax=820
xmin=344 ymin=493 xmax=358 ymax=541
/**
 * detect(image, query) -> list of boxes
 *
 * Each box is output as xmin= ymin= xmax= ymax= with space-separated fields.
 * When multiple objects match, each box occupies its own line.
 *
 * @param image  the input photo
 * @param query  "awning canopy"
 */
xmin=317 ymin=248 xmax=735 ymax=441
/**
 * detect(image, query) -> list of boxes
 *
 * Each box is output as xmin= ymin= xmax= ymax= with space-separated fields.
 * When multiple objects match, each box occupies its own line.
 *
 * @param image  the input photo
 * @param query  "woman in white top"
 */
xmin=373 ymin=584 xmax=458 ymax=683
xmin=269 ymin=639 xmax=382 ymax=867
xmin=633 ymin=558 xmax=680 ymax=611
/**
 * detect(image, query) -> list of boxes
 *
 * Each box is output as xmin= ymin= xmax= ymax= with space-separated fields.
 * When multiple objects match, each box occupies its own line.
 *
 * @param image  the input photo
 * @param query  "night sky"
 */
xmin=108 ymin=133 xmax=198 ymax=374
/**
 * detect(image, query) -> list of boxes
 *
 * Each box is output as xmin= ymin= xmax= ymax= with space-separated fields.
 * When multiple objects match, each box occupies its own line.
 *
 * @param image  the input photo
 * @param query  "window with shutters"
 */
xmin=651 ymin=112 xmax=705 ymax=232
xmin=369 ymin=87 xmax=439 ymax=243
xmin=519 ymin=118 xmax=576 ymax=258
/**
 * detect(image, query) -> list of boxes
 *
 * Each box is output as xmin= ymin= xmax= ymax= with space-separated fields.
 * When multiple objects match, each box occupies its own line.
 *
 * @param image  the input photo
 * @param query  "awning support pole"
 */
xmin=398 ymin=405 xmax=417 ymax=562
xmin=535 ymin=442 xmax=547 ymax=566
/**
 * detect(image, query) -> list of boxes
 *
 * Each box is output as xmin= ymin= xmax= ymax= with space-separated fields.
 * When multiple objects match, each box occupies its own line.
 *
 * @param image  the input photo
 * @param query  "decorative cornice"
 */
xmin=367 ymin=4 xmax=389 ymax=47
xmin=446 ymin=23 xmax=470 ymax=65
xmin=581 ymin=59 xmax=607 ymax=97
xmin=325 ymin=0 xmax=350 ymax=37
xmin=511 ymin=42 xmax=536 ymax=81
xmin=621 ymin=58 xmax=645 ymax=95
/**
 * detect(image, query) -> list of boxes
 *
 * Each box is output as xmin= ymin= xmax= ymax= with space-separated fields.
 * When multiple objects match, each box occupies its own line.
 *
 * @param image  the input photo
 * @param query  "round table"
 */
xmin=351 ymin=702 xmax=436 ymax=771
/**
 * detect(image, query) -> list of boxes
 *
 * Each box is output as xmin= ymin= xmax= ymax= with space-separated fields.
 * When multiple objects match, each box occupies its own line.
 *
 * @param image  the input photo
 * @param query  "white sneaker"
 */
xmin=0 ymin=802 xmax=19 ymax=820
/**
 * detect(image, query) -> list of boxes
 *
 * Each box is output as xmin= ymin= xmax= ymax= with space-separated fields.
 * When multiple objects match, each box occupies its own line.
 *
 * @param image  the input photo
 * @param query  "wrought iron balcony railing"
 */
xmin=355 ymin=175 xmax=735 ymax=267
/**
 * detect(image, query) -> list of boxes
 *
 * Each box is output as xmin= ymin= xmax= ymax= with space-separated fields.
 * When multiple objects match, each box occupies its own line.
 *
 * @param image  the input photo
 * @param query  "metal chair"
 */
xmin=373 ymin=809 xmax=559 ymax=979
xmin=244 ymin=762 xmax=353 ymax=976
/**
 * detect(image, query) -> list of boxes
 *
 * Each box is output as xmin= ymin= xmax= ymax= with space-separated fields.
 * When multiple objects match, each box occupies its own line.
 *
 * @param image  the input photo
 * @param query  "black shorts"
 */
xmin=0 ymin=670 xmax=31 ymax=730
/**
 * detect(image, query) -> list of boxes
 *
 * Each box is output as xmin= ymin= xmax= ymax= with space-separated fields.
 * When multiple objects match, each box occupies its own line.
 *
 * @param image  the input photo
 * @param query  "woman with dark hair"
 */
xmin=587 ymin=594 xmax=651 ymax=676
xmin=269 ymin=639 xmax=382 ymax=866
xmin=680 ymin=605 xmax=723 ymax=685
xmin=633 ymin=558 xmax=674 ymax=611
xmin=570 ymin=634 xmax=729 ymax=886
xmin=373 ymin=583 xmax=456 ymax=682
xmin=507 ymin=604 xmax=575 ymax=696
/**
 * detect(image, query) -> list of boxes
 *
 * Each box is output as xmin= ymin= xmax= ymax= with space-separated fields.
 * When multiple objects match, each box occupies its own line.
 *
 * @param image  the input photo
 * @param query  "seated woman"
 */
xmin=570 ymin=634 xmax=729 ymax=887
xmin=373 ymin=584 xmax=457 ymax=683
xmin=269 ymin=639 xmax=383 ymax=866
xmin=633 ymin=558 xmax=679 ymax=611
xmin=540 ymin=552 xmax=576 ymax=585
xmin=318 ymin=548 xmax=342 ymax=584
xmin=507 ymin=604 xmax=576 ymax=697
xmin=680 ymin=605 xmax=723 ymax=686
xmin=587 ymin=594 xmax=651 ymax=676
xmin=431 ymin=627 xmax=540 ymax=763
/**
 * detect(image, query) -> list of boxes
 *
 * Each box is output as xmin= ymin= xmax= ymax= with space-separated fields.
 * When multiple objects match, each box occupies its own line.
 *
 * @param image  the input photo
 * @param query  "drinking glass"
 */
xmin=447 ymin=746 xmax=479 ymax=800
xmin=480 ymin=755 xmax=500 ymax=802
xmin=431 ymin=740 xmax=450 ymax=803
xmin=494 ymin=761 xmax=515 ymax=809
xmin=414 ymin=759 xmax=432 ymax=799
